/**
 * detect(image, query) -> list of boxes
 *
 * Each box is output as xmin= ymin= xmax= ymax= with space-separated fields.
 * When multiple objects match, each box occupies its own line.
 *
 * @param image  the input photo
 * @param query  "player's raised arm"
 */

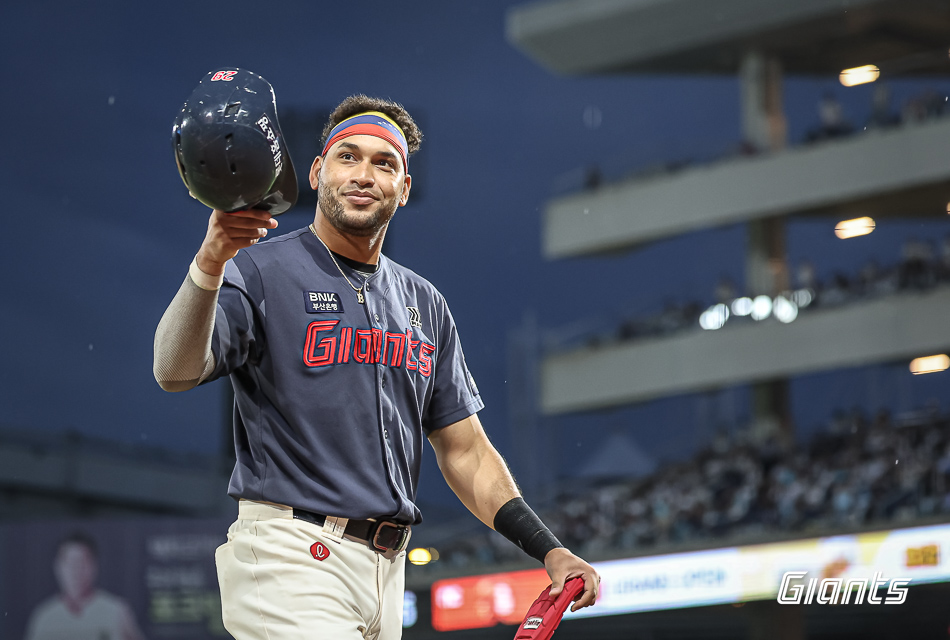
xmin=427 ymin=414 xmax=600 ymax=611
xmin=152 ymin=209 xmax=276 ymax=392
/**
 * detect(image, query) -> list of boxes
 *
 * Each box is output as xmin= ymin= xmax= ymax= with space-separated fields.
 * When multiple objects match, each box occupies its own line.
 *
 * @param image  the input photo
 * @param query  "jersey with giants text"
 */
xmin=205 ymin=227 xmax=483 ymax=525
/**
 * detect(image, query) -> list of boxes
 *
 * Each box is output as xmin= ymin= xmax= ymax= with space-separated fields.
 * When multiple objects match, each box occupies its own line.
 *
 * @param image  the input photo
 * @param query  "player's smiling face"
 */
xmin=310 ymin=134 xmax=411 ymax=238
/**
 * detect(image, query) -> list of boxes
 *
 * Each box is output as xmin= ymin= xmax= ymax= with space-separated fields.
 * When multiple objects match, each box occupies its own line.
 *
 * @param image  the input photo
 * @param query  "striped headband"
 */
xmin=322 ymin=111 xmax=409 ymax=171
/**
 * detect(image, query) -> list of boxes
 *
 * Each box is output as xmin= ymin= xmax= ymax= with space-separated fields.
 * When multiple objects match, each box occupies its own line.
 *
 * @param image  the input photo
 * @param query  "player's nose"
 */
xmin=352 ymin=160 xmax=375 ymax=186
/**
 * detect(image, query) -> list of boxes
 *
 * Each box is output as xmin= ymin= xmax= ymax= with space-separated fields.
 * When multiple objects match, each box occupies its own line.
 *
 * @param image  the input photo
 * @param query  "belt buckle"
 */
xmin=372 ymin=521 xmax=411 ymax=553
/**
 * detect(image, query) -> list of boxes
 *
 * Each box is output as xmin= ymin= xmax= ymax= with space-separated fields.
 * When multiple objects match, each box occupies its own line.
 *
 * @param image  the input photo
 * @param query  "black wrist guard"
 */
xmin=493 ymin=496 xmax=564 ymax=564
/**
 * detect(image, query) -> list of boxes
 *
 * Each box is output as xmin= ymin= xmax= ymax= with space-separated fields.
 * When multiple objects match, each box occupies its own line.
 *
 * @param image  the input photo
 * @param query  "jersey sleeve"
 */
xmin=422 ymin=295 xmax=484 ymax=433
xmin=203 ymin=251 xmax=266 ymax=383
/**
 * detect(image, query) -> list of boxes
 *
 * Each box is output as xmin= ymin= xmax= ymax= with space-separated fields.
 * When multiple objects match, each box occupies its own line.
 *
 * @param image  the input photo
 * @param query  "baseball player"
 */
xmin=154 ymin=94 xmax=599 ymax=639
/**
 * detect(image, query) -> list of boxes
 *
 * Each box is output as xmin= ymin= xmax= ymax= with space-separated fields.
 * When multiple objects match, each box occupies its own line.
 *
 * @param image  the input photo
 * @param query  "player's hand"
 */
xmin=543 ymin=547 xmax=600 ymax=612
xmin=196 ymin=208 xmax=278 ymax=275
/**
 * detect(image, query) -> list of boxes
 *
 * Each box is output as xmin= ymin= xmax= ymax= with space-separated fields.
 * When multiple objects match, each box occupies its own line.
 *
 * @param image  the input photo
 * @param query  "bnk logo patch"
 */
xmin=305 ymin=291 xmax=343 ymax=313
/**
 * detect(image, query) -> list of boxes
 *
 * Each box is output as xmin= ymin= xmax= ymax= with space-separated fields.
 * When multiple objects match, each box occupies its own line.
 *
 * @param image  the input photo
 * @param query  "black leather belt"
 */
xmin=293 ymin=509 xmax=411 ymax=553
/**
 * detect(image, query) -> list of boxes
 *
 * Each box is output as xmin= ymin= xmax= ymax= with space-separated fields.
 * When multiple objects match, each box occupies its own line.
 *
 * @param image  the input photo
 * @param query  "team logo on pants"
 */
xmin=310 ymin=542 xmax=330 ymax=561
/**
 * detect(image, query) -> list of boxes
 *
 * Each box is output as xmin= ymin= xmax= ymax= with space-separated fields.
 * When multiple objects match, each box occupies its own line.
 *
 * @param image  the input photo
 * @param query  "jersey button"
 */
xmin=374 ymin=314 xmax=380 ymax=322
xmin=384 ymin=429 xmax=390 ymax=438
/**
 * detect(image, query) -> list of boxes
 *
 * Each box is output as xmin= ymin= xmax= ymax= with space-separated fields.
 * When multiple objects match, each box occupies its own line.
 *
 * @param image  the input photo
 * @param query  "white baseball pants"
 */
xmin=215 ymin=500 xmax=406 ymax=640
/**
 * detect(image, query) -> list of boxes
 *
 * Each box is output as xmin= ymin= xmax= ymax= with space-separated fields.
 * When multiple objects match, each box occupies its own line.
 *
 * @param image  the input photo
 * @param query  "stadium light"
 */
xmin=839 ymin=65 xmax=880 ymax=87
xmin=791 ymin=289 xmax=813 ymax=308
xmin=773 ymin=295 xmax=799 ymax=324
xmin=750 ymin=295 xmax=772 ymax=321
xmin=909 ymin=354 xmax=950 ymax=375
xmin=731 ymin=297 xmax=753 ymax=317
xmin=408 ymin=548 xmax=433 ymax=565
xmin=699 ymin=304 xmax=729 ymax=331
xmin=834 ymin=216 xmax=875 ymax=239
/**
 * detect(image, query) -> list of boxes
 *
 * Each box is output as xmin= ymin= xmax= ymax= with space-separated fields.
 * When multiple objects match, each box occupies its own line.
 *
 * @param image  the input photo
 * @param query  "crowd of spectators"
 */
xmin=567 ymin=86 xmax=947 ymax=195
xmin=800 ymin=235 xmax=950 ymax=304
xmin=432 ymin=405 xmax=950 ymax=571
xmin=551 ymin=235 xmax=950 ymax=352
xmin=547 ymin=85 xmax=950 ymax=352
xmin=804 ymin=86 xmax=946 ymax=143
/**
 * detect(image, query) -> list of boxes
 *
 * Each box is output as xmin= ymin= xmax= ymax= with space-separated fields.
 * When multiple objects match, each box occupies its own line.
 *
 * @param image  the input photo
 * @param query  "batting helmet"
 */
xmin=172 ymin=68 xmax=298 ymax=215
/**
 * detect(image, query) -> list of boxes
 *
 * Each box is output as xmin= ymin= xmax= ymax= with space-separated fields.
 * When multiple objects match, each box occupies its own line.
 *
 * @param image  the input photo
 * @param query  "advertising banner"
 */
xmin=431 ymin=567 xmax=550 ymax=631
xmin=737 ymin=522 xmax=949 ymax=601
xmin=3 ymin=516 xmax=947 ymax=636
xmin=1 ymin=518 xmax=231 ymax=640
xmin=0 ymin=517 xmax=424 ymax=639
xmin=431 ymin=522 xmax=950 ymax=631
xmin=567 ymin=547 xmax=742 ymax=619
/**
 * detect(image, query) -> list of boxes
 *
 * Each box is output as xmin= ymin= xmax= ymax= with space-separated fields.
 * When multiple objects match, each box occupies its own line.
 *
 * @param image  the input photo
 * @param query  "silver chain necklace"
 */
xmin=309 ymin=223 xmax=366 ymax=304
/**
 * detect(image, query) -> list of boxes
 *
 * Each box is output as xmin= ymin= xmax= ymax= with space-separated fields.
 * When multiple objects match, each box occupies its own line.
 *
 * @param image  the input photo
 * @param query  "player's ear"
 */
xmin=309 ymin=156 xmax=323 ymax=191
xmin=399 ymin=174 xmax=411 ymax=207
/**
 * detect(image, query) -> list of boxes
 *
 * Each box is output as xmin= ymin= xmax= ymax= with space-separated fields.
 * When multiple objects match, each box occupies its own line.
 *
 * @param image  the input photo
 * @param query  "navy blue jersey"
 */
xmin=204 ymin=227 xmax=483 ymax=524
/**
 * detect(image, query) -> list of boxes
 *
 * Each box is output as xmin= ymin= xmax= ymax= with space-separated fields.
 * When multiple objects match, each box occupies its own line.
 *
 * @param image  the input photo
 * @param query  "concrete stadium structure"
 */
xmin=506 ymin=2 xmax=950 ymax=638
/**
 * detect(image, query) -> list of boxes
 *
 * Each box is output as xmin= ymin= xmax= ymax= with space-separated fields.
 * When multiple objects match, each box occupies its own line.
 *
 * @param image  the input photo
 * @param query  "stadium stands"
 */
xmin=430 ymin=403 xmax=950 ymax=571
xmin=547 ymin=230 xmax=950 ymax=353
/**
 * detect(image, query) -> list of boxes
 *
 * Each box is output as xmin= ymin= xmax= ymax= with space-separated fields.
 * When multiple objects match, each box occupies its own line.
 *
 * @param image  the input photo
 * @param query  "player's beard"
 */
xmin=318 ymin=180 xmax=398 ymax=238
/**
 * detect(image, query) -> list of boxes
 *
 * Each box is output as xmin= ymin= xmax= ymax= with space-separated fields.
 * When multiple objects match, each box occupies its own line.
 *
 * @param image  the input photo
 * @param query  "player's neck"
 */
xmin=312 ymin=214 xmax=385 ymax=265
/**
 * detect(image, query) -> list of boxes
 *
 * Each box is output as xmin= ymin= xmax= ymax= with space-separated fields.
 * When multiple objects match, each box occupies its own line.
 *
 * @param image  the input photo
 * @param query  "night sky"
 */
xmin=3 ymin=1 xmax=949 ymax=517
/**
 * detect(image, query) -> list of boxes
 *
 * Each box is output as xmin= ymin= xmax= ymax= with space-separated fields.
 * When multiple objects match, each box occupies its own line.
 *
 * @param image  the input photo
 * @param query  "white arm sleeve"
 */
xmin=153 ymin=275 xmax=218 ymax=392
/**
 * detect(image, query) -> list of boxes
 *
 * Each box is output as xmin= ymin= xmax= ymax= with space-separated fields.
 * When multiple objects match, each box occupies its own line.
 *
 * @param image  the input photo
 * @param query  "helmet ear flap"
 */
xmin=172 ymin=68 xmax=298 ymax=215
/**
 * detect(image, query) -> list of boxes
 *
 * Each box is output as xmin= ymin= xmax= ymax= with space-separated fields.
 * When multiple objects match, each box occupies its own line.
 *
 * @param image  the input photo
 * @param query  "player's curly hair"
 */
xmin=320 ymin=95 xmax=423 ymax=157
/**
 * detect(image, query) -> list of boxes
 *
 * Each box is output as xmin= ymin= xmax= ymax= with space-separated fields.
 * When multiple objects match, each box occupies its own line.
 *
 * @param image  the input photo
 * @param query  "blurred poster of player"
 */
xmin=23 ymin=531 xmax=147 ymax=640
xmin=1 ymin=517 xmax=231 ymax=640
